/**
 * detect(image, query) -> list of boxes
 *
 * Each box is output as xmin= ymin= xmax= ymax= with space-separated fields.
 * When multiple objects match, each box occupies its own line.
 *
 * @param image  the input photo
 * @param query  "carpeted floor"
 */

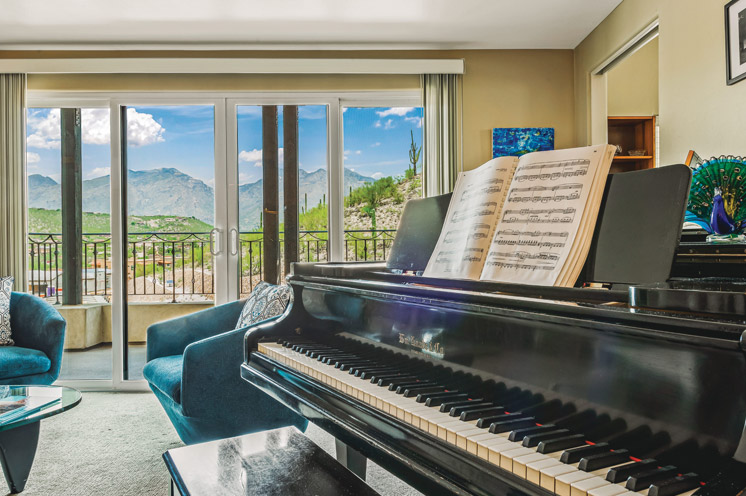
xmin=6 ymin=392 xmax=421 ymax=496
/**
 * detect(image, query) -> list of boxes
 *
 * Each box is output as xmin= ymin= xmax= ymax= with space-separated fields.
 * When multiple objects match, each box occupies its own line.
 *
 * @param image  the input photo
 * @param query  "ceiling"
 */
xmin=1 ymin=0 xmax=623 ymax=51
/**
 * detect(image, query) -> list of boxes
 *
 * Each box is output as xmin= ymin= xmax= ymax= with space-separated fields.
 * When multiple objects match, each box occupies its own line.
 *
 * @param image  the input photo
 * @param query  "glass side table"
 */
xmin=0 ymin=385 xmax=82 ymax=493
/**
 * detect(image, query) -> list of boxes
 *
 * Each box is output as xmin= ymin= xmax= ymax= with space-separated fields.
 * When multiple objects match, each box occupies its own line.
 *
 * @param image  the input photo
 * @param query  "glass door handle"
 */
xmin=210 ymin=228 xmax=222 ymax=255
xmin=230 ymin=228 xmax=239 ymax=256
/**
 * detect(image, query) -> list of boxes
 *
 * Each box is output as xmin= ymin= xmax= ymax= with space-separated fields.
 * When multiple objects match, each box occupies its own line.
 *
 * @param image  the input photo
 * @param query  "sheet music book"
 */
xmin=423 ymin=144 xmax=616 ymax=287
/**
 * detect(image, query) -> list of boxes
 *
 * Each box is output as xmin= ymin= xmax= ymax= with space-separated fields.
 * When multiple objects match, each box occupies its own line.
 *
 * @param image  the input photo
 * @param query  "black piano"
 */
xmin=241 ymin=166 xmax=746 ymax=496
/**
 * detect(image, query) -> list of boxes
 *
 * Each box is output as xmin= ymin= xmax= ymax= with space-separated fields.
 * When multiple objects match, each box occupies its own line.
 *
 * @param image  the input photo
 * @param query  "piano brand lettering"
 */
xmin=398 ymin=333 xmax=444 ymax=355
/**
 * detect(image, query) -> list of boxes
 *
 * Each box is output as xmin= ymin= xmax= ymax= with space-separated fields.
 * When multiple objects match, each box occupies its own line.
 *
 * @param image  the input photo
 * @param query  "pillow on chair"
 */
xmin=236 ymin=281 xmax=293 ymax=329
xmin=0 ymin=277 xmax=13 ymax=346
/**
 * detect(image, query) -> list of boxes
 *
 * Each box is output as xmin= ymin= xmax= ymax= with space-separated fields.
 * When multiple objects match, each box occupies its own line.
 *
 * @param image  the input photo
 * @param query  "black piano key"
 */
xmin=425 ymin=393 xmax=470 ymax=407
xmin=607 ymin=425 xmax=652 ymax=450
xmin=559 ymin=442 xmax=610 ymax=464
xmin=336 ymin=360 xmax=375 ymax=369
xmin=585 ymin=417 xmax=626 ymax=441
xmin=521 ymin=428 xmax=570 ymax=448
xmin=503 ymin=392 xmax=542 ymax=411
xmin=537 ymin=434 xmax=587 ymax=454
xmin=377 ymin=376 xmax=419 ymax=387
xmin=437 ymin=398 xmax=485 ymax=413
xmin=476 ymin=411 xmax=523 ymax=428
xmin=448 ymin=402 xmax=493 ymax=417
xmin=508 ymin=424 xmax=558 ymax=442
xmin=520 ymin=399 xmax=565 ymax=421
xmin=402 ymin=386 xmax=444 ymax=398
xmin=489 ymin=416 xmax=537 ymax=433
xmin=606 ymin=459 xmax=659 ymax=483
xmin=648 ymin=473 xmax=701 ymax=496
xmin=416 ymin=390 xmax=461 ymax=404
xmin=626 ymin=465 xmax=678 ymax=491
xmin=357 ymin=367 xmax=398 ymax=379
xmin=389 ymin=380 xmax=437 ymax=392
xmin=555 ymin=409 xmax=597 ymax=432
xmin=578 ymin=449 xmax=630 ymax=471
xmin=460 ymin=406 xmax=505 ymax=422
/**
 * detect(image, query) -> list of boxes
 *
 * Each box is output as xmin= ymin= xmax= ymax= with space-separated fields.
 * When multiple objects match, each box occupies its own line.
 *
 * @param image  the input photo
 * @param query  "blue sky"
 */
xmin=26 ymin=104 xmax=423 ymax=187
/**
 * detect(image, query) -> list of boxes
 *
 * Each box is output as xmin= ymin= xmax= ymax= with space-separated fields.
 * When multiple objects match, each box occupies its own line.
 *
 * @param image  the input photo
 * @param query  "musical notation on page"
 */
xmin=506 ymin=183 xmax=583 ymax=204
xmin=501 ymin=207 xmax=576 ymax=224
xmin=513 ymin=159 xmax=590 ymax=182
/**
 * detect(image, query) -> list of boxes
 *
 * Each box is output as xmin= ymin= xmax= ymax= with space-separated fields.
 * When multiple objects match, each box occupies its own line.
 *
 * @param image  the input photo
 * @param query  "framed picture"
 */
xmin=725 ymin=0 xmax=746 ymax=85
xmin=492 ymin=127 xmax=554 ymax=158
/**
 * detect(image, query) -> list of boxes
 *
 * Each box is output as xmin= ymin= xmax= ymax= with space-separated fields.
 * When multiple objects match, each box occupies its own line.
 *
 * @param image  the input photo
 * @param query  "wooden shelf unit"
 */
xmin=608 ymin=116 xmax=656 ymax=173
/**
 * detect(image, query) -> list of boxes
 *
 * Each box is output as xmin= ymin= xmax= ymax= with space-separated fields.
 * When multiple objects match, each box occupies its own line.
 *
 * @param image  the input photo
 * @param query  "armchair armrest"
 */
xmin=180 ymin=315 xmax=282 ymax=418
xmin=146 ymin=300 xmax=245 ymax=362
xmin=10 ymin=292 xmax=66 ymax=380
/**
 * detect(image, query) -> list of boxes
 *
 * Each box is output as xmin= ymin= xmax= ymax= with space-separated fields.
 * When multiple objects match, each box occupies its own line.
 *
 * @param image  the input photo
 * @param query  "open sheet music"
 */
xmin=424 ymin=145 xmax=615 ymax=287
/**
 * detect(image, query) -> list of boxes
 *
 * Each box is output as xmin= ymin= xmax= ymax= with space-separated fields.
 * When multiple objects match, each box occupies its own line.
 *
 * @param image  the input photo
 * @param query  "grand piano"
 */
xmin=241 ymin=166 xmax=746 ymax=496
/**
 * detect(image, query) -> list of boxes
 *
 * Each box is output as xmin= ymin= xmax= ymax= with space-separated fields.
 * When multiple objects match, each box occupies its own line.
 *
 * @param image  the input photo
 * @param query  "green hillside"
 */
xmin=28 ymin=208 xmax=213 ymax=234
xmin=28 ymin=171 xmax=421 ymax=235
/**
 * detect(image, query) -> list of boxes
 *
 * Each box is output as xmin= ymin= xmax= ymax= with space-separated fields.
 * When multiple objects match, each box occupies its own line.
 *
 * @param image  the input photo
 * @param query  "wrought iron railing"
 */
xmin=28 ymin=229 xmax=396 ymax=301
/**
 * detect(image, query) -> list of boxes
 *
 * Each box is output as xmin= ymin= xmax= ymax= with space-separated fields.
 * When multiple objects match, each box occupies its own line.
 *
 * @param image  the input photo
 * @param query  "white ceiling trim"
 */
xmin=0 ymin=57 xmax=464 ymax=74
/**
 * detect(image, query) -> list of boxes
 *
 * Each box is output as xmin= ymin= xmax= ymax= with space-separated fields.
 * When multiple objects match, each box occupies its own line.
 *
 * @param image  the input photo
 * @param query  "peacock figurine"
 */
xmin=685 ymin=155 xmax=746 ymax=235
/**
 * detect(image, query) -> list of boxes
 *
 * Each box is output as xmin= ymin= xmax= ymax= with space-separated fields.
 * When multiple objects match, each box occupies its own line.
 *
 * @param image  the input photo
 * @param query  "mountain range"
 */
xmin=27 ymin=167 xmax=374 ymax=230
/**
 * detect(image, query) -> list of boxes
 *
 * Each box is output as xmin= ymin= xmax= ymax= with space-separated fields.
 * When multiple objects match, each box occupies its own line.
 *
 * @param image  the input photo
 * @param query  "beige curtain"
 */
xmin=421 ymin=74 xmax=463 ymax=196
xmin=0 ymin=74 xmax=27 ymax=291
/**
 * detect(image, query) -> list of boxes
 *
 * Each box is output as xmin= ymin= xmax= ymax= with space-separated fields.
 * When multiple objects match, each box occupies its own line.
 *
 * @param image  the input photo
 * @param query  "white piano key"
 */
xmin=588 ymin=485 xmax=630 ymax=496
xmin=540 ymin=463 xmax=579 ymax=491
xmin=571 ymin=476 xmax=611 ymax=496
xmin=526 ymin=458 xmax=563 ymax=485
xmin=512 ymin=452 xmax=551 ymax=478
xmin=499 ymin=447 xmax=536 ymax=471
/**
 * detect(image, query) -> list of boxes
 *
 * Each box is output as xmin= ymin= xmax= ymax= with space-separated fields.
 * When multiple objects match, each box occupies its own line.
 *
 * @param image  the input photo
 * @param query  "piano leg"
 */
xmin=335 ymin=438 xmax=367 ymax=480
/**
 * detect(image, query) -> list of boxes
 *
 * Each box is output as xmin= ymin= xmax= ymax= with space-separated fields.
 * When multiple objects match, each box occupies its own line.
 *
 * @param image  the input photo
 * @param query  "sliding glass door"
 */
xmin=26 ymin=92 xmax=420 ymax=389
xmin=120 ymin=103 xmax=222 ymax=379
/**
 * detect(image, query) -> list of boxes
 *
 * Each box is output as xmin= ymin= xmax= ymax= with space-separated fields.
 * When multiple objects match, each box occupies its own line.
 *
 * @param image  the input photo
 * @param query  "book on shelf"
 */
xmin=0 ymin=394 xmax=61 ymax=424
xmin=423 ymin=144 xmax=616 ymax=287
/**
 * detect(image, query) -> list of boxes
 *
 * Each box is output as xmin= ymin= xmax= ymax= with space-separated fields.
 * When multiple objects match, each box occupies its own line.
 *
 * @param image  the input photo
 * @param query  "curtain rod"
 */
xmin=0 ymin=58 xmax=464 ymax=75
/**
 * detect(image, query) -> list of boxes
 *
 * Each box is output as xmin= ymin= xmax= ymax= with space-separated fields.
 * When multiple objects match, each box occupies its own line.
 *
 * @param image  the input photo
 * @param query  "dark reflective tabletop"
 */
xmin=0 ymin=385 xmax=82 ymax=432
xmin=164 ymin=427 xmax=380 ymax=496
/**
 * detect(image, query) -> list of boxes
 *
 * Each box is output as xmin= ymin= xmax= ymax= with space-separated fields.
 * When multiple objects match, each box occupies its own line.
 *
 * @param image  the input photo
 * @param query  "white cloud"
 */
xmin=81 ymin=109 xmax=110 ymax=145
xmin=405 ymin=116 xmax=423 ymax=128
xmin=374 ymin=121 xmax=382 ymax=128
xmin=372 ymin=172 xmax=384 ymax=178
xmin=371 ymin=142 xmax=381 ymax=147
xmin=27 ymin=108 xmax=161 ymax=149
xmin=355 ymin=150 xmax=361 ymax=155
xmin=384 ymin=119 xmax=395 ymax=130
xmin=87 ymin=167 xmax=110 ymax=179
xmin=26 ymin=152 xmax=40 ymax=164
xmin=376 ymin=107 xmax=414 ymax=118
xmin=27 ymin=109 xmax=60 ymax=149
xmin=239 ymin=148 xmax=284 ymax=168
xmin=126 ymin=108 xmax=165 ymax=147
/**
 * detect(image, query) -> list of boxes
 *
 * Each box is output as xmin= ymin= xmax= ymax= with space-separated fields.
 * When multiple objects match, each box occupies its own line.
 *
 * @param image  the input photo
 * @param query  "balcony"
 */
xmin=28 ymin=229 xmax=396 ymax=379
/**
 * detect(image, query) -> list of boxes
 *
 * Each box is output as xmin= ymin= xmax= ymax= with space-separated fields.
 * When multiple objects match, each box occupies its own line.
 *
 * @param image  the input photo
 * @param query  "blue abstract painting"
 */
xmin=492 ymin=127 xmax=555 ymax=158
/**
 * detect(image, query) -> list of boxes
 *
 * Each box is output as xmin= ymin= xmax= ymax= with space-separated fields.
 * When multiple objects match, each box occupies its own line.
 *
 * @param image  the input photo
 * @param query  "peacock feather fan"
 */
xmin=685 ymin=155 xmax=746 ymax=234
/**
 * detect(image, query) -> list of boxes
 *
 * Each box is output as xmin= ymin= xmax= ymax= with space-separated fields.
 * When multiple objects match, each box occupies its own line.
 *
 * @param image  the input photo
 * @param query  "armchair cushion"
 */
xmin=143 ymin=355 xmax=183 ymax=403
xmin=0 ymin=346 xmax=51 ymax=379
xmin=0 ymin=277 xmax=13 ymax=345
xmin=235 ymin=281 xmax=292 ymax=329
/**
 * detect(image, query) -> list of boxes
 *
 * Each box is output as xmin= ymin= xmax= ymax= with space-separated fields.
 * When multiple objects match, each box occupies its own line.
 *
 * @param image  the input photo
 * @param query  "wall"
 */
xmin=575 ymin=0 xmax=746 ymax=165
xmin=1 ymin=49 xmax=576 ymax=171
xmin=607 ymin=37 xmax=658 ymax=116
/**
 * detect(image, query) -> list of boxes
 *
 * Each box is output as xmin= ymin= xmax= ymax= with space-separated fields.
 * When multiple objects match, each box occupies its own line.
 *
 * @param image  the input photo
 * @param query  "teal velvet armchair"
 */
xmin=143 ymin=299 xmax=308 ymax=445
xmin=0 ymin=292 xmax=66 ymax=386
